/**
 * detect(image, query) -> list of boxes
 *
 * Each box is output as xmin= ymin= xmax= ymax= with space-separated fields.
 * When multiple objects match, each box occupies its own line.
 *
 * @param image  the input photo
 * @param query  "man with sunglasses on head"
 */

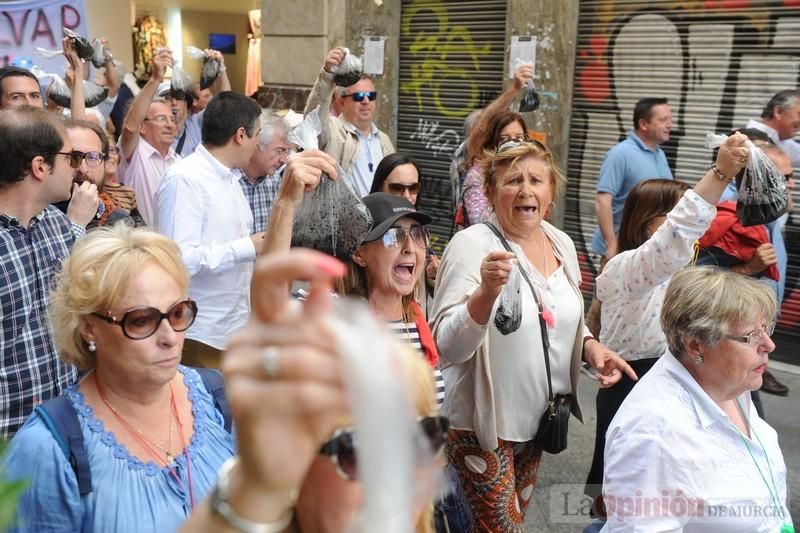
xmin=304 ymin=47 xmax=395 ymax=197
xmin=0 ymin=106 xmax=99 ymax=439
xmin=118 ymin=48 xmax=179 ymax=226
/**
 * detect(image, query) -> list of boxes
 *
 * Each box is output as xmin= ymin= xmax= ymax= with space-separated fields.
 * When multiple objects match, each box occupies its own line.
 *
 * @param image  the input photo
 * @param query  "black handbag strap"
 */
xmin=483 ymin=222 xmax=554 ymax=403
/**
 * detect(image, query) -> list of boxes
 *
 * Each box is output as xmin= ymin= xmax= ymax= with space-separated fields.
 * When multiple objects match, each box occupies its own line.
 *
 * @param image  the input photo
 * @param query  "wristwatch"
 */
xmin=210 ymin=457 xmax=295 ymax=533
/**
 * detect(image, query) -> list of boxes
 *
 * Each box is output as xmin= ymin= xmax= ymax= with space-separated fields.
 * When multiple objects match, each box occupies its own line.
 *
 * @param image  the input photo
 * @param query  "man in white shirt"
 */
xmin=118 ymin=48 xmax=179 ymax=226
xmin=304 ymin=47 xmax=394 ymax=196
xmin=745 ymin=90 xmax=800 ymax=166
xmin=156 ymin=91 xmax=264 ymax=368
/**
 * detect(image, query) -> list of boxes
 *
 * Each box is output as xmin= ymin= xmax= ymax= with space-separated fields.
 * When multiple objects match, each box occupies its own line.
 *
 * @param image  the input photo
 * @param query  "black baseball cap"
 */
xmin=361 ymin=193 xmax=432 ymax=242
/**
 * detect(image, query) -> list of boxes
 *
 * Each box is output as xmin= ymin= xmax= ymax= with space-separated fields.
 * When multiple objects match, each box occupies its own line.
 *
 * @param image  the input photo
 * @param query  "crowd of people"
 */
xmin=0 ymin=33 xmax=795 ymax=533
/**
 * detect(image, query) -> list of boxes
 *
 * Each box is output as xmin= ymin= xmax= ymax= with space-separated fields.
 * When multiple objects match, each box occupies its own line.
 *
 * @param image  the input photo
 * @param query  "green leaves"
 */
xmin=0 ymin=441 xmax=27 ymax=531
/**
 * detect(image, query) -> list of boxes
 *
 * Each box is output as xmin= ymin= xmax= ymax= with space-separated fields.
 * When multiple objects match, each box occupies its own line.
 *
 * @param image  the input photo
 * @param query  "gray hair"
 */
xmin=257 ymin=111 xmax=288 ymax=147
xmin=660 ymin=267 xmax=777 ymax=360
xmin=761 ymin=90 xmax=800 ymax=120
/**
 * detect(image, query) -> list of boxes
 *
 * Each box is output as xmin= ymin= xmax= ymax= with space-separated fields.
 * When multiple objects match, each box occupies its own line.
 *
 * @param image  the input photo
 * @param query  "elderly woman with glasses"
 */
xmin=431 ymin=141 xmax=635 ymax=531
xmin=2 ymin=224 xmax=236 ymax=532
xmin=601 ymin=267 xmax=792 ymax=532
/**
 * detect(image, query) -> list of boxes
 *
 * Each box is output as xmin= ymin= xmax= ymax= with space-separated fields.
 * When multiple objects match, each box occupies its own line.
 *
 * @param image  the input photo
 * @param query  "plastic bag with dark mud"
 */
xmin=186 ymin=46 xmax=220 ymax=89
xmin=706 ymin=132 xmax=787 ymax=226
xmin=35 ymin=28 xmax=94 ymax=62
xmin=90 ymin=39 xmax=113 ymax=69
xmin=36 ymin=69 xmax=109 ymax=108
xmin=287 ymin=108 xmax=372 ymax=259
xmin=331 ymin=47 xmax=363 ymax=87
xmin=494 ymin=261 xmax=521 ymax=335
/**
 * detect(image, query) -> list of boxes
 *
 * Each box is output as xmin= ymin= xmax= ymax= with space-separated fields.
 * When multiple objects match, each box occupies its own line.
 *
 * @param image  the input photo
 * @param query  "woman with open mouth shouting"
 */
xmin=431 ymin=140 xmax=636 ymax=532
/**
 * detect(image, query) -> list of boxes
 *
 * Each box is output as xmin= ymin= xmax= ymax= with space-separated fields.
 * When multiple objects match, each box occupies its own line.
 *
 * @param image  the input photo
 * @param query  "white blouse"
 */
xmin=602 ymin=353 xmax=791 ymax=532
xmin=598 ymin=190 xmax=716 ymax=361
xmin=431 ymin=218 xmax=586 ymax=449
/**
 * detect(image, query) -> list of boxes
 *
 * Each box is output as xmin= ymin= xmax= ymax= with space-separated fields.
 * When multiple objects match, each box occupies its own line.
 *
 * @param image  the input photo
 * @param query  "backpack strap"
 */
xmin=194 ymin=368 xmax=233 ymax=433
xmin=34 ymin=397 xmax=93 ymax=496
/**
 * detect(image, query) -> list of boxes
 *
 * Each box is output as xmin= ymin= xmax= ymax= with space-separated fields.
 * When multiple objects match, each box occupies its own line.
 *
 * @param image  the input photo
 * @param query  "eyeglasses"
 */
xmin=381 ymin=225 xmax=429 ymax=249
xmin=386 ymin=182 xmax=420 ymax=195
xmin=498 ymin=134 xmax=527 ymax=145
xmin=725 ymin=321 xmax=776 ymax=347
xmin=91 ymin=299 xmax=197 ymax=340
xmin=144 ymin=115 xmax=178 ymax=125
xmin=496 ymin=138 xmax=547 ymax=153
xmin=319 ymin=415 xmax=449 ymax=481
xmin=46 ymin=151 xmax=104 ymax=169
xmin=343 ymin=91 xmax=377 ymax=102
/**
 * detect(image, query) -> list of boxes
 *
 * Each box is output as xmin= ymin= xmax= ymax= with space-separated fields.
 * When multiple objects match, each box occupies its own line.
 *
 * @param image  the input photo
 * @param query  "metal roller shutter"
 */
xmin=397 ymin=0 xmax=508 ymax=253
xmin=566 ymin=1 xmax=800 ymax=356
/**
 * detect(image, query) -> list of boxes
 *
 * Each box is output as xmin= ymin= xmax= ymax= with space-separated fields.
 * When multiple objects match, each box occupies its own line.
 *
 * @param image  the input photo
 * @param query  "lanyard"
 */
xmin=359 ymin=132 xmax=375 ymax=173
xmin=731 ymin=399 xmax=793 ymax=533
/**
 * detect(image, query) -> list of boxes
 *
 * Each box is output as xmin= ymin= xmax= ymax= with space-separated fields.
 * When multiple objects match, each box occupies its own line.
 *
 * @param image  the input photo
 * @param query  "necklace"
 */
xmin=95 ymin=375 xmax=195 ymax=510
xmin=730 ymin=399 xmax=793 ymax=533
xmin=96 ymin=375 xmax=175 ymax=462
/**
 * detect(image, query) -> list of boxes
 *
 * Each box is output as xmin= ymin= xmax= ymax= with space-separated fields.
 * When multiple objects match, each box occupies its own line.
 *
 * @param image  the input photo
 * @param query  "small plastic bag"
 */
xmin=706 ymin=132 xmax=786 ymax=226
xmin=512 ymin=58 xmax=539 ymax=113
xmin=42 ymin=71 xmax=109 ymax=108
xmin=287 ymin=108 xmax=372 ymax=259
xmin=171 ymin=63 xmax=192 ymax=91
xmin=186 ymin=46 xmax=220 ymax=89
xmin=63 ymin=28 xmax=95 ymax=61
xmin=90 ymin=39 xmax=112 ymax=68
xmin=494 ymin=261 xmax=522 ymax=335
xmin=331 ymin=47 xmax=364 ymax=87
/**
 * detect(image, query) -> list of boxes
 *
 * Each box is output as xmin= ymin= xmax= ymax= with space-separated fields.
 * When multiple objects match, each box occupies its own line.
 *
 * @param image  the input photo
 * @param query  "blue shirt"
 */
xmin=592 ymin=131 xmax=673 ymax=256
xmin=0 ymin=206 xmax=84 ymax=439
xmin=238 ymin=172 xmax=282 ymax=234
xmin=3 ymin=366 xmax=235 ymax=533
xmin=347 ymin=122 xmax=383 ymax=197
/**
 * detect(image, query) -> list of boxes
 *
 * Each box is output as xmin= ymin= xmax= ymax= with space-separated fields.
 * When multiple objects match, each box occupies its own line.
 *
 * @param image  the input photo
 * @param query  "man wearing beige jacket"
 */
xmin=305 ymin=46 xmax=394 ymax=196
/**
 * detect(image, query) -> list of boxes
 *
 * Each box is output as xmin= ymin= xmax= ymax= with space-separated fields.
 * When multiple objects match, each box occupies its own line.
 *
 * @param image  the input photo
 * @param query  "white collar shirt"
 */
xmin=345 ymin=121 xmax=382 ymax=197
xmin=745 ymin=118 xmax=800 ymax=167
xmin=156 ymin=144 xmax=256 ymax=350
xmin=602 ymin=353 xmax=791 ymax=532
xmin=118 ymin=137 xmax=178 ymax=226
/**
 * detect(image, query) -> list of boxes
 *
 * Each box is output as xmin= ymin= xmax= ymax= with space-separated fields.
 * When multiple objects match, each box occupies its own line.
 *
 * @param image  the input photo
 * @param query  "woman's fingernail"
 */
xmin=315 ymin=254 xmax=346 ymax=277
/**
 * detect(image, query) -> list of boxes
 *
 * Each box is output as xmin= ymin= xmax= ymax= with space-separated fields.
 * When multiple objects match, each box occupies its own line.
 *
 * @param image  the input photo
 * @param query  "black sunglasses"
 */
xmin=386 ymin=182 xmax=420 ymax=195
xmin=319 ymin=415 xmax=449 ymax=481
xmin=343 ymin=91 xmax=377 ymax=102
xmin=45 ymin=150 xmax=105 ymax=170
xmin=91 ymin=299 xmax=197 ymax=340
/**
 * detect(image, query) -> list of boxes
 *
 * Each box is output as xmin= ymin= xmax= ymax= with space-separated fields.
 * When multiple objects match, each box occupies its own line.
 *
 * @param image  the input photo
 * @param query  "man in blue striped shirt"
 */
xmin=0 ymin=107 xmax=99 ymax=438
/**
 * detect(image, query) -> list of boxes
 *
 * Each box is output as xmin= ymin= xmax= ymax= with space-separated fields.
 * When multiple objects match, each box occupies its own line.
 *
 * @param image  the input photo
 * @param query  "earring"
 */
xmin=88 ymin=340 xmax=96 ymax=352
xmin=694 ymin=354 xmax=703 ymax=365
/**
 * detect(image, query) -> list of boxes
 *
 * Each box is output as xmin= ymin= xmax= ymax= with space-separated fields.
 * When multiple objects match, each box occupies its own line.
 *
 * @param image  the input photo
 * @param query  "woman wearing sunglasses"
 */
xmin=431 ymin=141 xmax=635 ymax=531
xmin=370 ymin=153 xmax=442 ymax=299
xmin=183 ymin=249 xmax=447 ymax=532
xmin=2 ymin=225 xmax=235 ymax=532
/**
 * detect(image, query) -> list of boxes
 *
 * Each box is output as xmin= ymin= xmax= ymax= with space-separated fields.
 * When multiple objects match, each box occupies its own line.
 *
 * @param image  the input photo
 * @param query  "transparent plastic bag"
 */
xmin=287 ymin=108 xmax=373 ymax=259
xmin=186 ymin=46 xmax=220 ymax=89
xmin=170 ymin=64 xmax=192 ymax=91
xmin=90 ymin=39 xmax=112 ymax=69
xmin=63 ymin=28 xmax=94 ymax=61
xmin=42 ymin=72 xmax=108 ymax=108
xmin=512 ymin=58 xmax=539 ymax=113
xmin=706 ymin=132 xmax=786 ymax=226
xmin=331 ymin=47 xmax=364 ymax=87
xmin=494 ymin=261 xmax=522 ymax=335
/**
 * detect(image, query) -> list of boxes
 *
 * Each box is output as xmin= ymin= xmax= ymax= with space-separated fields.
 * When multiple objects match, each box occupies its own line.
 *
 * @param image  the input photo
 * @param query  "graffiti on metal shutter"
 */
xmin=568 ymin=2 xmax=800 ymax=342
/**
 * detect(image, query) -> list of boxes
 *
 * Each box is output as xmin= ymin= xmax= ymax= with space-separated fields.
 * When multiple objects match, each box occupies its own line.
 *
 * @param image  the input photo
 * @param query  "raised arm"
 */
xmin=100 ymin=39 xmax=121 ymax=98
xmin=466 ymin=64 xmax=533 ymax=164
xmin=64 ymin=37 xmax=85 ymax=120
xmin=120 ymin=48 xmax=173 ymax=159
xmin=206 ymin=49 xmax=231 ymax=93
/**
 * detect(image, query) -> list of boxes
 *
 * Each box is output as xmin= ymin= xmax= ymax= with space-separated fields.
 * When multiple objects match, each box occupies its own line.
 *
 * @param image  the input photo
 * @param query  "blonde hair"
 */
xmin=479 ymin=141 xmax=567 ymax=205
xmin=660 ymin=267 xmax=777 ymax=360
xmin=49 ymin=224 xmax=189 ymax=369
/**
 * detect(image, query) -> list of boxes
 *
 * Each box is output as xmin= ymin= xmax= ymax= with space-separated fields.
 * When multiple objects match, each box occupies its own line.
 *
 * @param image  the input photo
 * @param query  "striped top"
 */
xmin=388 ymin=320 xmax=446 ymax=409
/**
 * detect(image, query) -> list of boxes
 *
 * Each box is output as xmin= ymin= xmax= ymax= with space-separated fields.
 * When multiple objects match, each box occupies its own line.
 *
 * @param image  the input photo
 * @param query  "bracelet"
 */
xmin=709 ymin=163 xmax=733 ymax=182
xmin=211 ymin=457 xmax=295 ymax=533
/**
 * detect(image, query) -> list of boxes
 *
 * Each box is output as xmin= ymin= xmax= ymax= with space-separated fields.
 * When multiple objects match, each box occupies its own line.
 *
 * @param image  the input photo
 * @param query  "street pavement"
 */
xmin=524 ymin=365 xmax=799 ymax=532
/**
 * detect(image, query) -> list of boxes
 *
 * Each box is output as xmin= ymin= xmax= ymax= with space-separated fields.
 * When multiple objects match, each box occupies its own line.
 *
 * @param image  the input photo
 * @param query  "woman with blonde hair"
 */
xmin=431 ymin=140 xmax=635 ymax=531
xmin=3 ymin=224 xmax=235 ymax=532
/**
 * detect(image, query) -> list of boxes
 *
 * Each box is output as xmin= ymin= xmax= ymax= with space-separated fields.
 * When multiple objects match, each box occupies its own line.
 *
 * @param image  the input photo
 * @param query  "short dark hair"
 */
xmin=0 ymin=66 xmax=41 ymax=100
xmin=0 ymin=106 xmax=65 ymax=189
xmin=760 ymin=90 xmax=800 ymax=120
xmin=633 ymin=98 xmax=669 ymax=129
xmin=201 ymin=91 xmax=262 ymax=147
xmin=617 ymin=178 xmax=690 ymax=253
xmin=64 ymin=118 xmax=109 ymax=157
xmin=370 ymin=153 xmax=422 ymax=205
